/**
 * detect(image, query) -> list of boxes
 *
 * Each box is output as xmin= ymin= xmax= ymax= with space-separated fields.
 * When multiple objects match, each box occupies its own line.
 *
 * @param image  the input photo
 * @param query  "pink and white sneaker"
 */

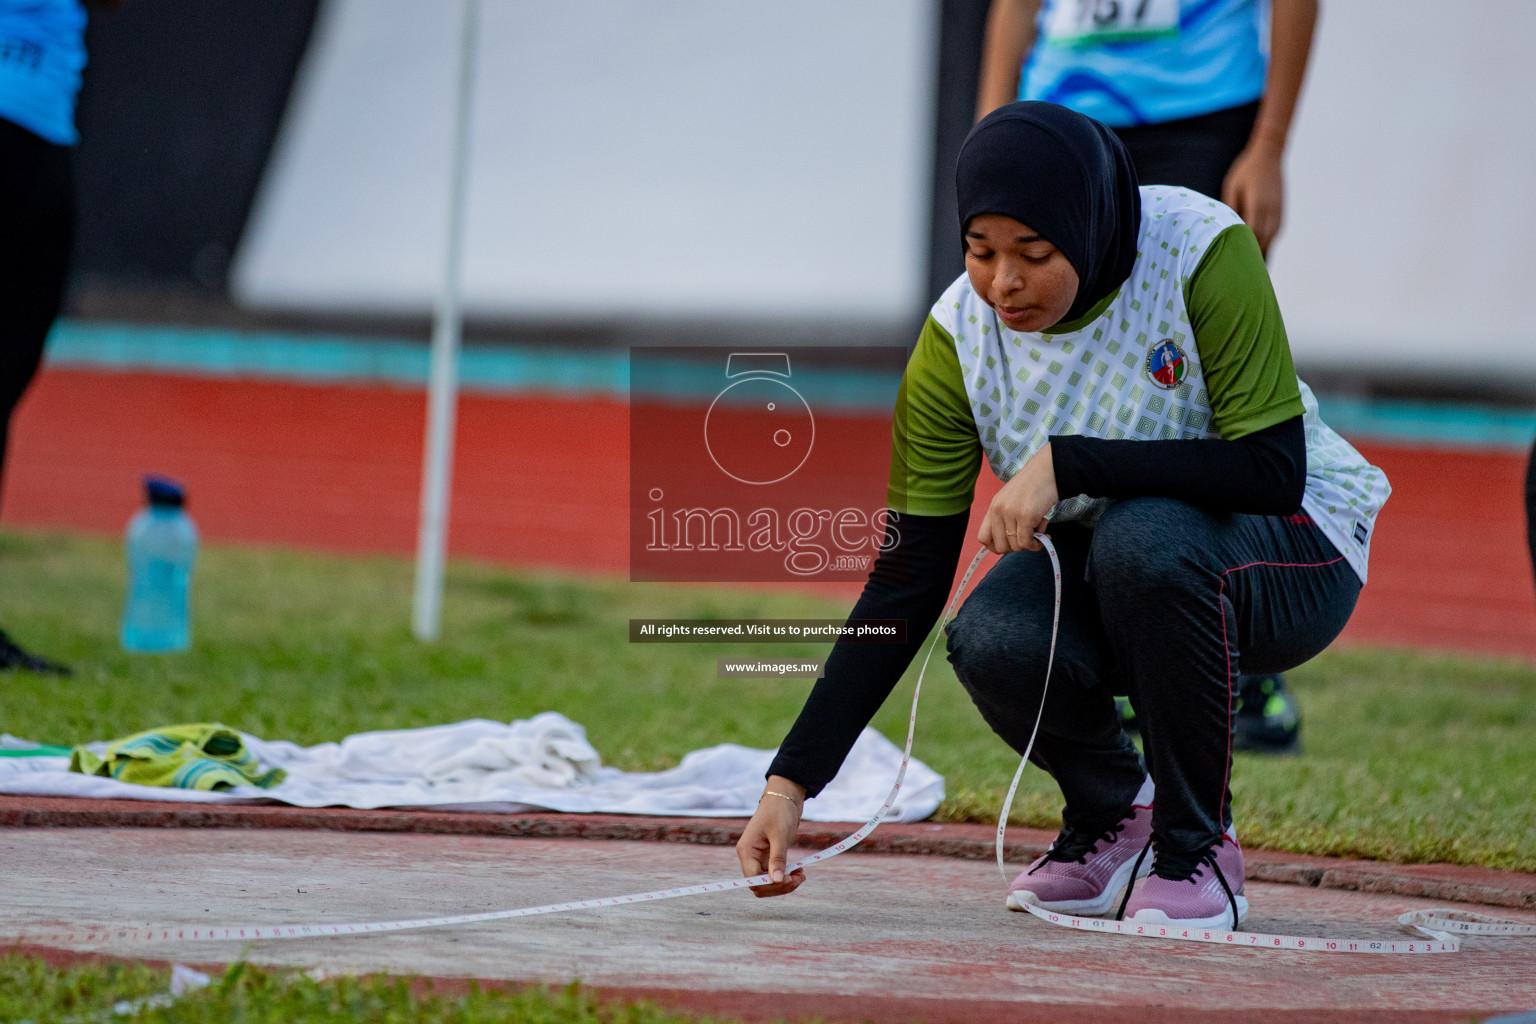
xmin=1119 ymin=833 xmax=1248 ymax=930
xmin=1005 ymin=801 xmax=1153 ymax=915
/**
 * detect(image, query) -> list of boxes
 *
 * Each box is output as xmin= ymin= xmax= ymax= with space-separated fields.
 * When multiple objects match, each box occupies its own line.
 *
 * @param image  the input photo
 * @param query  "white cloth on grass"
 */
xmin=0 ymin=712 xmax=943 ymax=823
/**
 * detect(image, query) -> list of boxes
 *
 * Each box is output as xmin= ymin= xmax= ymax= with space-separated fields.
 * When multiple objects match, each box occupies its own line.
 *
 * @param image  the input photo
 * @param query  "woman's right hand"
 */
xmin=735 ymin=775 xmax=807 ymax=897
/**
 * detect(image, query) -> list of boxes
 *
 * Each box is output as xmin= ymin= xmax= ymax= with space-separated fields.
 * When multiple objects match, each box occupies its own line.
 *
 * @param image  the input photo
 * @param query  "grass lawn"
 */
xmin=2 ymin=528 xmax=1534 ymax=872
xmin=0 ymin=956 xmax=725 ymax=1024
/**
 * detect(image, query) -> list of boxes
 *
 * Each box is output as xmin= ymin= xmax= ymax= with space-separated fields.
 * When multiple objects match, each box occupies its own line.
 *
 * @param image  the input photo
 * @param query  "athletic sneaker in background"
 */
xmin=1234 ymin=673 xmax=1301 ymax=752
xmin=1118 ymin=676 xmax=1301 ymax=754
xmin=979 ymin=0 xmax=1321 ymax=749
xmin=0 ymin=0 xmax=92 ymax=677
xmin=0 ymin=628 xmax=70 ymax=674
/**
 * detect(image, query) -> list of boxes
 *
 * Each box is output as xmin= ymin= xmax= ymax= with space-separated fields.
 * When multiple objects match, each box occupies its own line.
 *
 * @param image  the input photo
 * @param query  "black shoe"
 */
xmin=1114 ymin=696 xmax=1139 ymax=734
xmin=1234 ymin=674 xmax=1300 ymax=753
xmin=0 ymin=629 xmax=72 ymax=676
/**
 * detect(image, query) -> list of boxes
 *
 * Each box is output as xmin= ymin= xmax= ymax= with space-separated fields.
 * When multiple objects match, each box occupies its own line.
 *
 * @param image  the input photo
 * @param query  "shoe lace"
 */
xmin=1148 ymin=845 xmax=1206 ymax=882
xmin=1114 ymin=836 xmax=1241 ymax=931
xmin=1029 ymin=819 xmax=1125 ymax=872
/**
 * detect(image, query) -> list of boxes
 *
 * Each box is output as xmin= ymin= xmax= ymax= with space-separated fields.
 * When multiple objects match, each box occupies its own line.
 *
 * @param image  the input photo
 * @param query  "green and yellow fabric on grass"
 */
xmin=2 ymin=529 xmax=1533 ymax=871
xmin=70 ymin=723 xmax=285 ymax=790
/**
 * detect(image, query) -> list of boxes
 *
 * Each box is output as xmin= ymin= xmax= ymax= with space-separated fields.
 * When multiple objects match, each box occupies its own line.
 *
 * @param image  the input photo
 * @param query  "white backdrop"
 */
xmin=234 ymin=0 xmax=1536 ymax=373
xmin=232 ymin=0 xmax=938 ymax=324
xmin=1266 ymin=1 xmax=1536 ymax=375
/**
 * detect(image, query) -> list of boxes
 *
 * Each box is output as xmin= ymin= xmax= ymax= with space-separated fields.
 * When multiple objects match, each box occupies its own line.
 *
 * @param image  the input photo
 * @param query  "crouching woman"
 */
xmin=735 ymin=102 xmax=1386 ymax=930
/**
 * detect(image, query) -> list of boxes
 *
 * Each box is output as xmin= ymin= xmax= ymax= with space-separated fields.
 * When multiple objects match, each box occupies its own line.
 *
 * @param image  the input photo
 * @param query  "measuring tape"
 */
xmin=4 ymin=540 xmax=1533 ymax=953
xmin=0 ymin=541 xmax=993 ymax=950
xmin=1009 ymin=904 xmax=1532 ymax=954
xmin=983 ymin=540 xmax=1532 ymax=954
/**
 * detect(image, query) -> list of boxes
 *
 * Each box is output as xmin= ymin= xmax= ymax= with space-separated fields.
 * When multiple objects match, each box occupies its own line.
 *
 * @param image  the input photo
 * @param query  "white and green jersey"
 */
xmin=889 ymin=186 xmax=1388 ymax=583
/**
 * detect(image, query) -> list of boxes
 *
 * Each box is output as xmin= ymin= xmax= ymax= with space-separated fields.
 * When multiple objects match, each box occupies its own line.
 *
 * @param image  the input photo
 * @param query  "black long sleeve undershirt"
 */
xmin=766 ymin=415 xmax=1308 ymax=796
xmin=1052 ymin=415 xmax=1307 ymax=517
xmin=766 ymin=510 xmax=970 ymax=797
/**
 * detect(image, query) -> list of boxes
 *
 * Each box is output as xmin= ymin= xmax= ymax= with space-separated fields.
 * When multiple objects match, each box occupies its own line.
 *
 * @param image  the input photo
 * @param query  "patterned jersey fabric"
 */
xmin=905 ymin=186 xmax=1388 ymax=582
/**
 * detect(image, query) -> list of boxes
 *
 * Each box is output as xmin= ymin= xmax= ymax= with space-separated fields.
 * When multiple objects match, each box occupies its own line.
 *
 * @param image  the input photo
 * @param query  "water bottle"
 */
xmin=121 ymin=476 xmax=199 ymax=652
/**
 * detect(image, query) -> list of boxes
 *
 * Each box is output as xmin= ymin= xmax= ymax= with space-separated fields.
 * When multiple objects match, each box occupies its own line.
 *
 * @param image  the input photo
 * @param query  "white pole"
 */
xmin=413 ymin=0 xmax=480 ymax=642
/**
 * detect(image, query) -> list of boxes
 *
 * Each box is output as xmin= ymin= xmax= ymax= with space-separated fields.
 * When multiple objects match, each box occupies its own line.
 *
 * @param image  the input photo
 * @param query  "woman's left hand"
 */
xmin=1222 ymin=140 xmax=1284 ymax=256
xmin=978 ymin=443 xmax=1059 ymax=554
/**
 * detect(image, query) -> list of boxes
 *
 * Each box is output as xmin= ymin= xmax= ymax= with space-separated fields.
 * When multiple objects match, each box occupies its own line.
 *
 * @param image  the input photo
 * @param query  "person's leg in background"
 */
xmin=0 ymin=117 xmax=76 ymax=675
xmin=1108 ymin=101 xmax=1306 ymax=753
xmin=1526 ymin=438 xmax=1536 ymax=603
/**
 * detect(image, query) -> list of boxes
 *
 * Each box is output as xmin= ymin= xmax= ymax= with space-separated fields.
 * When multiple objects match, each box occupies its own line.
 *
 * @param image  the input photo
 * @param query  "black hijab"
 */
xmin=956 ymin=101 xmax=1140 ymax=325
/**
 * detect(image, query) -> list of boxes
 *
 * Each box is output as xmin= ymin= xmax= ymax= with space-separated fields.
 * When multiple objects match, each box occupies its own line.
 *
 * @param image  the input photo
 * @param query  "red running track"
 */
xmin=4 ymin=369 xmax=1533 ymax=661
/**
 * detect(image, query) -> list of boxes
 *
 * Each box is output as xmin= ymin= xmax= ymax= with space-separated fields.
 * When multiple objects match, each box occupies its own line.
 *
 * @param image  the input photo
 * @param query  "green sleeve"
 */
xmin=1184 ymin=224 xmax=1305 ymax=440
xmin=886 ymin=316 xmax=982 ymax=516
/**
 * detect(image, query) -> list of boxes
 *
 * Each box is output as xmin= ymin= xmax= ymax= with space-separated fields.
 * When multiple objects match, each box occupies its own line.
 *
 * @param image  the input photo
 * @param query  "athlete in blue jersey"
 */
xmin=0 ymin=0 xmax=87 ymax=145
xmin=978 ymin=0 xmax=1317 ymax=258
xmin=977 ymin=0 xmax=1319 ymax=751
xmin=0 ymin=0 xmax=96 ymax=674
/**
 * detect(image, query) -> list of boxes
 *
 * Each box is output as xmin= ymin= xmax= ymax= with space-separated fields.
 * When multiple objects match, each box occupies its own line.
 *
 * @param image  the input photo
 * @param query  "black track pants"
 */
xmin=944 ymin=498 xmax=1359 ymax=857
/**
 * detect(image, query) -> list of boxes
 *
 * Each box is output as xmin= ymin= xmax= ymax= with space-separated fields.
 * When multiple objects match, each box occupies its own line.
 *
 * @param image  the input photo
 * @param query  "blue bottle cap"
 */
xmin=144 ymin=475 xmax=186 ymax=508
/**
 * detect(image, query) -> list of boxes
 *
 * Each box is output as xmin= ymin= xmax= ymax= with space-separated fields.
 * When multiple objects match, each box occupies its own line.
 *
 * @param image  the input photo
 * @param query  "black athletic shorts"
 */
xmin=1111 ymin=100 xmax=1260 ymax=200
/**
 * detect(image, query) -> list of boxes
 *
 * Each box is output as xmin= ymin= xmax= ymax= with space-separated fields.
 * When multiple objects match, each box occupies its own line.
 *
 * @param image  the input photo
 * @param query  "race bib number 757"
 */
xmin=1042 ymin=0 xmax=1180 ymax=46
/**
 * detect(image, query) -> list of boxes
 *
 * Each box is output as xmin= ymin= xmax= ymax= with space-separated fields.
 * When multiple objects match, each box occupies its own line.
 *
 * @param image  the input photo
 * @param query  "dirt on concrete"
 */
xmin=4 ymin=827 xmax=1534 ymax=1023
xmin=5 ymin=797 xmax=1533 ymax=911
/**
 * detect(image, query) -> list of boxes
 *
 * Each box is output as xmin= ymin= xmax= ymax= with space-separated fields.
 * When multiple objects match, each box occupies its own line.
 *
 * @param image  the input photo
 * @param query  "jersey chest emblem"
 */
xmin=1145 ymin=338 xmax=1188 ymax=390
